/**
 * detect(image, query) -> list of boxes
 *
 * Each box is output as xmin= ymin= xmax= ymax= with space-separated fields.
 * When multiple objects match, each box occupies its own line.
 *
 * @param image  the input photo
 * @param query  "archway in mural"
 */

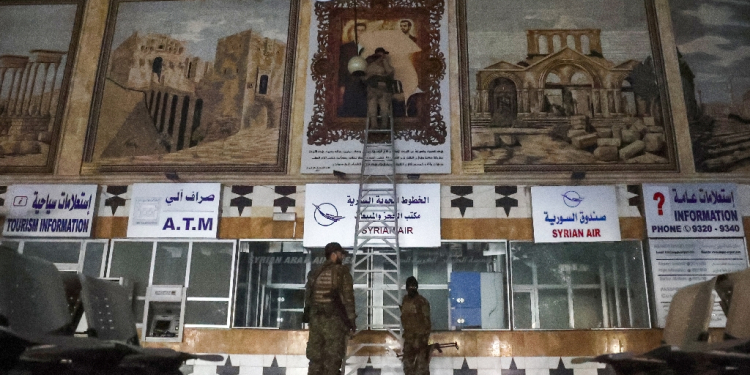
xmin=489 ymin=77 xmax=517 ymax=125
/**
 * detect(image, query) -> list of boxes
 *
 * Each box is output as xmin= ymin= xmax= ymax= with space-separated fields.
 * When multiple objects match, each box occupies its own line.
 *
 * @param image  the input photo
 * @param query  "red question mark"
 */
xmin=653 ymin=192 xmax=665 ymax=215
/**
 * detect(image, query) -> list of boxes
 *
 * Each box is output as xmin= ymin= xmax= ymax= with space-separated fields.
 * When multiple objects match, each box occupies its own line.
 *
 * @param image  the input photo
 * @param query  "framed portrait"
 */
xmin=0 ymin=0 xmax=85 ymax=173
xmin=301 ymin=0 xmax=451 ymax=175
xmin=458 ymin=0 xmax=678 ymax=172
xmin=671 ymin=0 xmax=750 ymax=173
xmin=83 ymin=0 xmax=299 ymax=174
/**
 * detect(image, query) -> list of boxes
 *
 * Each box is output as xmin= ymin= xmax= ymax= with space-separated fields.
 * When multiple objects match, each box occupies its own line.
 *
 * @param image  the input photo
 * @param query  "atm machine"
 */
xmin=142 ymin=285 xmax=186 ymax=342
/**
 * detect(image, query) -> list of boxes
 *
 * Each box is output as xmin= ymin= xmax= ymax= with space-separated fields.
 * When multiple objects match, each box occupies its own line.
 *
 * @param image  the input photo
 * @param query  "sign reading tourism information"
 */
xmin=643 ymin=183 xmax=743 ymax=238
xmin=303 ymin=184 xmax=440 ymax=248
xmin=649 ymin=238 xmax=748 ymax=328
xmin=3 ymin=184 xmax=97 ymax=237
xmin=531 ymin=185 xmax=621 ymax=243
xmin=127 ymin=183 xmax=220 ymax=238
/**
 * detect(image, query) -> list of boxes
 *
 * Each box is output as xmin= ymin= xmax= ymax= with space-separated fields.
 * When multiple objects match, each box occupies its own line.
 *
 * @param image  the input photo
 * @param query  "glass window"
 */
xmin=0 ymin=238 xmax=108 ymax=276
xmin=153 ymin=242 xmax=189 ymax=285
xmin=189 ymin=242 xmax=234 ymax=297
xmin=234 ymin=240 xmax=509 ymax=331
xmin=23 ymin=241 xmax=80 ymax=264
xmin=109 ymin=241 xmax=153 ymax=296
xmin=510 ymin=240 xmax=650 ymax=329
xmin=108 ymin=239 xmax=236 ymax=328
xmin=234 ymin=241 xmax=309 ymax=329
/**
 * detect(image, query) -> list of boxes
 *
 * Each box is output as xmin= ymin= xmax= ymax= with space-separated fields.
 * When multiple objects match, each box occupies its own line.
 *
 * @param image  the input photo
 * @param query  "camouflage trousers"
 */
xmin=307 ymin=308 xmax=348 ymax=375
xmin=402 ymin=333 xmax=430 ymax=375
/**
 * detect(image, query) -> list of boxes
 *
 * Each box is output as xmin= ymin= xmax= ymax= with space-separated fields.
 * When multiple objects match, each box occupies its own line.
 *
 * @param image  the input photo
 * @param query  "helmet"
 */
xmin=324 ymin=242 xmax=349 ymax=257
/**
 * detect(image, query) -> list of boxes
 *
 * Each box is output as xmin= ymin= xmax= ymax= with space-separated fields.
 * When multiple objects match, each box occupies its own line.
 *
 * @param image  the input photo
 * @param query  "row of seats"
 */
xmin=576 ymin=268 xmax=750 ymax=375
xmin=0 ymin=247 xmax=221 ymax=375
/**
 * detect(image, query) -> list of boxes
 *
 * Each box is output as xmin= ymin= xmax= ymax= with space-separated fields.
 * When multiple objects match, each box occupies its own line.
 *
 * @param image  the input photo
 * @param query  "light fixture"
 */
xmin=333 ymin=170 xmax=347 ymax=179
xmin=571 ymin=171 xmax=586 ymax=180
xmin=347 ymin=0 xmax=366 ymax=75
xmin=406 ymin=174 xmax=420 ymax=180
xmin=164 ymin=171 xmax=180 ymax=181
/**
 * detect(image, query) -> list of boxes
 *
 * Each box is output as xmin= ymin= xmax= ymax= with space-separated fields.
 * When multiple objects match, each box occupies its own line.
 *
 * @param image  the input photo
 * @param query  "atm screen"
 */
xmin=154 ymin=319 xmax=171 ymax=333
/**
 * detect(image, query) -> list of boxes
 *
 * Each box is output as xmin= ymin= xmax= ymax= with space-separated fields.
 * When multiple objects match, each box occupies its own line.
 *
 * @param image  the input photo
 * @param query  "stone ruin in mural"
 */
xmin=0 ymin=51 xmax=66 ymax=159
xmin=470 ymin=28 xmax=667 ymax=166
xmin=94 ymin=29 xmax=286 ymax=164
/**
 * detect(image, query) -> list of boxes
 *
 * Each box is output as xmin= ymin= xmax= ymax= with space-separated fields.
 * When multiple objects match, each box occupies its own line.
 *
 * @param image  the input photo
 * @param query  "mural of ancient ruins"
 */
xmin=0 ymin=3 xmax=81 ymax=172
xmin=671 ymin=0 xmax=750 ymax=173
xmin=86 ymin=0 xmax=295 ymax=173
xmin=461 ymin=0 xmax=674 ymax=171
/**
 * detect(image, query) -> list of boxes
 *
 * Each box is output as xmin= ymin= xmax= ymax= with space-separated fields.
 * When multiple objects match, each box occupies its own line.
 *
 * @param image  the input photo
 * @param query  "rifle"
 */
xmin=397 ymin=342 xmax=459 ymax=358
xmin=331 ymin=288 xmax=356 ymax=332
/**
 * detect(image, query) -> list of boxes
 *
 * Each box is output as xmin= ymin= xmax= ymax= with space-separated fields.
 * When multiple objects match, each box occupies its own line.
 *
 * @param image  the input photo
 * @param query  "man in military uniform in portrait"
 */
xmin=305 ymin=242 xmax=356 ymax=375
xmin=400 ymin=276 xmax=432 ymax=375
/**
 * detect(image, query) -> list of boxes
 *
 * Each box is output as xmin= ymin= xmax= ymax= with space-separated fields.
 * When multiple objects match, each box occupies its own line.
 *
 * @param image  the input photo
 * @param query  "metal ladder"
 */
xmin=347 ymin=113 xmax=402 ymax=374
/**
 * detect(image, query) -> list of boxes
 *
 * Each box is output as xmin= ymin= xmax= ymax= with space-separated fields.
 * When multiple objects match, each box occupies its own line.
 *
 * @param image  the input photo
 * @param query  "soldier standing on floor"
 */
xmin=305 ymin=242 xmax=356 ymax=375
xmin=400 ymin=276 xmax=432 ymax=375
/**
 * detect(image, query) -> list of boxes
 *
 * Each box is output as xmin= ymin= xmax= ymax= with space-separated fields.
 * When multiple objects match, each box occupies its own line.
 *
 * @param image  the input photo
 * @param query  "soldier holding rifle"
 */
xmin=400 ymin=276 xmax=432 ymax=375
xmin=304 ymin=242 xmax=356 ymax=375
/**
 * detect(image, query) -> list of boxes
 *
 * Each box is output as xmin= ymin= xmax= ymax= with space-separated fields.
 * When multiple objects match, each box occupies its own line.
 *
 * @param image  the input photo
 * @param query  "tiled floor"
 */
xmin=184 ymin=355 xmax=612 ymax=375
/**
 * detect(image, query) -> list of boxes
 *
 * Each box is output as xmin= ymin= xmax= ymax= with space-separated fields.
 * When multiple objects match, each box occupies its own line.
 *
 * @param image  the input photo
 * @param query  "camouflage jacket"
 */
xmin=305 ymin=259 xmax=356 ymax=325
xmin=401 ymin=292 xmax=431 ymax=336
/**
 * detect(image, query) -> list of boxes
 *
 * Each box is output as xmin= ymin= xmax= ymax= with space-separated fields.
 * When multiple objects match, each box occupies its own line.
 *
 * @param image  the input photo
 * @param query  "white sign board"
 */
xmin=643 ymin=183 xmax=743 ymax=238
xmin=3 ymin=184 xmax=97 ymax=237
xmin=127 ymin=183 xmax=220 ymax=238
xmin=531 ymin=185 xmax=621 ymax=243
xmin=649 ymin=238 xmax=748 ymax=328
xmin=304 ymin=183 xmax=440 ymax=248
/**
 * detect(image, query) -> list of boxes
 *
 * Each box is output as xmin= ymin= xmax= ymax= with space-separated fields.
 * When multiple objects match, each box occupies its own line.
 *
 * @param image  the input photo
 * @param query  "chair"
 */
xmin=0 ymin=247 xmax=73 ymax=372
xmin=74 ymin=275 xmax=221 ymax=374
xmin=574 ymin=277 xmax=718 ymax=375
xmin=716 ymin=268 xmax=750 ymax=342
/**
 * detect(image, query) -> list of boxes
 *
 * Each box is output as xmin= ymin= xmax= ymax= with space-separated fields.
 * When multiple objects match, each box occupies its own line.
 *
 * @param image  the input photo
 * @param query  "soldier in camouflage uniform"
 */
xmin=305 ymin=242 xmax=356 ymax=375
xmin=400 ymin=276 xmax=431 ymax=375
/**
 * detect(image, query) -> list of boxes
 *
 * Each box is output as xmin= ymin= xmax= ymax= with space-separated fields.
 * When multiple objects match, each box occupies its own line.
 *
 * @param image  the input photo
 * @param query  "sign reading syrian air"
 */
xmin=127 ymin=183 xmax=220 ymax=238
xmin=303 ymin=183 xmax=440 ymax=248
xmin=643 ymin=183 xmax=743 ymax=238
xmin=531 ymin=185 xmax=621 ymax=243
xmin=3 ymin=184 xmax=97 ymax=237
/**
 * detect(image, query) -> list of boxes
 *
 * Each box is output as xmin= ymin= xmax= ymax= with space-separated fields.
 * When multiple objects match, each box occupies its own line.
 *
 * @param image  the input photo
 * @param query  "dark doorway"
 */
xmin=490 ymin=78 xmax=517 ymax=119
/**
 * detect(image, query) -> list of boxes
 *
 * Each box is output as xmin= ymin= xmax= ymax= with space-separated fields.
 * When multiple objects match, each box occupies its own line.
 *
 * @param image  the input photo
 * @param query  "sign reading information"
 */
xmin=304 ymin=184 xmax=440 ymax=248
xmin=531 ymin=185 xmax=621 ymax=243
xmin=643 ymin=183 xmax=743 ymax=238
xmin=127 ymin=183 xmax=220 ymax=238
xmin=3 ymin=184 xmax=97 ymax=237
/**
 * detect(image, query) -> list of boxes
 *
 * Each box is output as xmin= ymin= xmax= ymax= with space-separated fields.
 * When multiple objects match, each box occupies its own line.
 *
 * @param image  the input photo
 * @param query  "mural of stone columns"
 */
xmin=0 ymin=56 xmax=29 ymax=117
xmin=31 ymin=50 xmax=66 ymax=117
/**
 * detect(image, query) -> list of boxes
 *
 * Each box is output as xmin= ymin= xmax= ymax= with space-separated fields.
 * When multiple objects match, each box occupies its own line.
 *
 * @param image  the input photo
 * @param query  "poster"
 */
xmin=301 ymin=1 xmax=451 ymax=174
xmin=648 ymin=238 xmax=748 ymax=328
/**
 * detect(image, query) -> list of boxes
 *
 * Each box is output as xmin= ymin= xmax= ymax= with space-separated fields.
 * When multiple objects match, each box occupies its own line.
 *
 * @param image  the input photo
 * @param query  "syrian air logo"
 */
xmin=562 ymin=191 xmax=584 ymax=208
xmin=313 ymin=203 xmax=344 ymax=227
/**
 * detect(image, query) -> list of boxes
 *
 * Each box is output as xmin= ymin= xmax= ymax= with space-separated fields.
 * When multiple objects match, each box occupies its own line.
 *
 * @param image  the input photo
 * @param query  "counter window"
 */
xmin=510 ymin=240 xmax=650 ymax=329
xmin=234 ymin=240 xmax=510 ymax=331
xmin=108 ymin=239 xmax=235 ymax=327
xmin=0 ymin=238 xmax=108 ymax=276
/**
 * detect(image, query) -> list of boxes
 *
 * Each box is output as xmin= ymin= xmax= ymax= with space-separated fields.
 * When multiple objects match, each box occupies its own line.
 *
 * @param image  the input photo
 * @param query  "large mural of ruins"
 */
xmin=458 ymin=0 xmax=677 ymax=172
xmin=0 ymin=0 xmax=84 ymax=173
xmin=83 ymin=0 xmax=298 ymax=173
xmin=671 ymin=0 xmax=750 ymax=173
